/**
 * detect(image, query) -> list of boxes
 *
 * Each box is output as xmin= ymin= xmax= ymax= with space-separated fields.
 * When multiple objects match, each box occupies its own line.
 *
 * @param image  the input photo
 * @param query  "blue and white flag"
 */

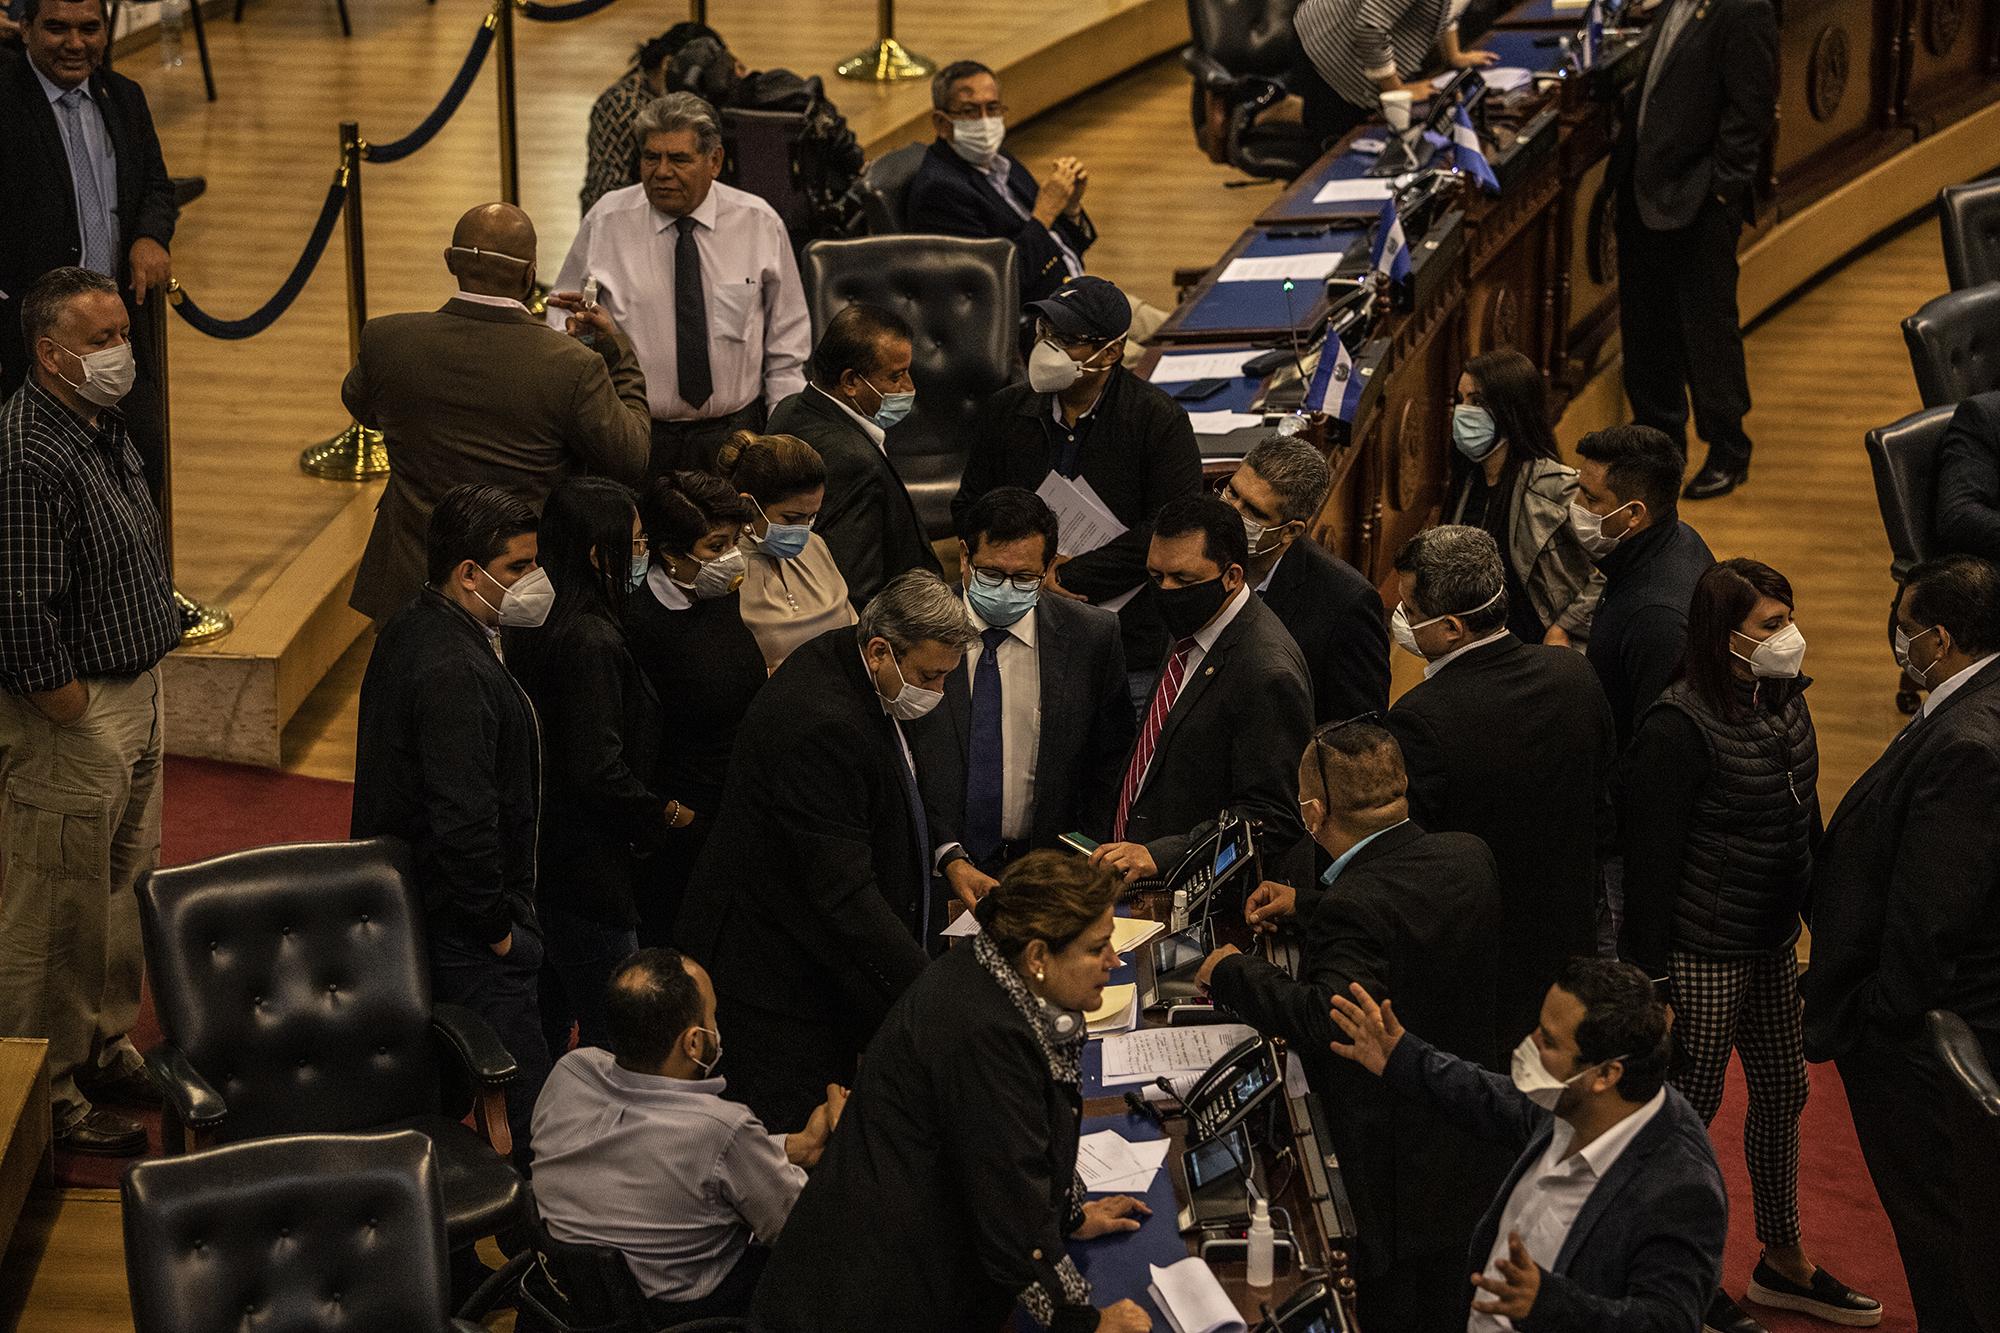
xmin=1579 ymin=0 xmax=1605 ymax=66
xmin=1451 ymin=105 xmax=1500 ymax=193
xmin=1371 ymin=196 xmax=1412 ymax=284
xmin=1306 ymin=335 xmax=1366 ymax=422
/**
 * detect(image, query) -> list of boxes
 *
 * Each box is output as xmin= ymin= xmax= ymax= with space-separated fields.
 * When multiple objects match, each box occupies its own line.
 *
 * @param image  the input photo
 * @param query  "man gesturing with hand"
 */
xmin=1328 ymin=959 xmax=1728 ymax=1333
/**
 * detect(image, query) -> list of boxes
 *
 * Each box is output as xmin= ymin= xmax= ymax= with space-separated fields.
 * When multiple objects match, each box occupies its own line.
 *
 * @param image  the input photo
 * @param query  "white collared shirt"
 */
xmin=1182 ymin=584 xmax=1252 ymax=680
xmin=979 ymin=152 xmax=1084 ymax=279
xmin=1919 ymin=652 xmax=1999 ymax=720
xmin=644 ymin=562 xmax=694 ymax=612
xmin=964 ymin=596 xmax=1043 ymax=841
xmin=813 ymin=384 xmax=887 ymax=451
xmin=450 ymin=289 xmax=532 ymax=313
xmin=549 ymin=181 xmax=811 ymax=422
xmin=1424 ymin=626 xmax=1511 ymax=679
xmin=1468 ymin=1088 xmax=1667 ymax=1333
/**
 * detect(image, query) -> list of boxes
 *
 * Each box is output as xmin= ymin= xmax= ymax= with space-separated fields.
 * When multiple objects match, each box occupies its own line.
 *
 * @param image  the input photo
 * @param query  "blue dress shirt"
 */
xmin=1320 ymin=819 xmax=1410 ymax=885
xmin=32 ymin=62 xmax=120 ymax=278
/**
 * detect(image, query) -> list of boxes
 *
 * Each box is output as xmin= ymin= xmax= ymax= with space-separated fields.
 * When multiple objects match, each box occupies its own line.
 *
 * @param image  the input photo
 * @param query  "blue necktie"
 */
xmin=964 ymin=626 xmax=1009 ymax=866
xmin=892 ymin=727 xmax=933 ymax=944
xmin=58 ymin=88 xmax=116 ymax=278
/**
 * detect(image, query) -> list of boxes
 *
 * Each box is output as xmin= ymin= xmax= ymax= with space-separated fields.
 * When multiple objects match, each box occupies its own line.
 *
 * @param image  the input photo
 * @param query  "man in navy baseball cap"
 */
xmin=1025 ymin=274 xmax=1132 ymax=345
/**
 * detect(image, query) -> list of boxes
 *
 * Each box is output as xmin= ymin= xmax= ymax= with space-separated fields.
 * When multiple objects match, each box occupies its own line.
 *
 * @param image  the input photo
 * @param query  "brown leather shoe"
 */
xmin=56 ymin=1107 xmax=148 ymax=1157
xmin=79 ymin=1063 xmax=162 ymax=1108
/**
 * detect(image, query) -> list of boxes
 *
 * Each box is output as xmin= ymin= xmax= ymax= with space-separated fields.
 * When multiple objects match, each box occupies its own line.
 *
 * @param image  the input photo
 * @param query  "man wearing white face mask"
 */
xmin=0 ymin=266 xmax=180 ymax=1158
xmin=681 ymin=570 xmax=976 ymax=1129
xmin=1330 ymin=956 xmax=1728 ymax=1333
xmin=352 ymin=483 xmax=554 ymax=1161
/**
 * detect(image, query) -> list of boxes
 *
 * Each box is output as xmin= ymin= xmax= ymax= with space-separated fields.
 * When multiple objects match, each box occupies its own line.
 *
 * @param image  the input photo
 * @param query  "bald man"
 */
xmin=344 ymin=203 xmax=653 ymax=624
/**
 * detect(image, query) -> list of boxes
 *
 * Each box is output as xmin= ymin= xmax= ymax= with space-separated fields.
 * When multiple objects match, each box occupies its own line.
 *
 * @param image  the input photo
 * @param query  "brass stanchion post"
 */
xmin=688 ymin=0 xmax=706 ymax=20
xmin=299 ymin=121 xmax=388 ymax=480
xmin=837 ymin=0 xmax=933 ymax=81
xmin=149 ymin=286 xmax=233 ymax=642
xmin=496 ymin=0 xmax=520 ymax=205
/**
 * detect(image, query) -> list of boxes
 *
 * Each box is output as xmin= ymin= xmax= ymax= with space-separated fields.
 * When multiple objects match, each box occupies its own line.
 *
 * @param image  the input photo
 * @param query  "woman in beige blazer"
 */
xmin=718 ymin=432 xmax=858 ymax=671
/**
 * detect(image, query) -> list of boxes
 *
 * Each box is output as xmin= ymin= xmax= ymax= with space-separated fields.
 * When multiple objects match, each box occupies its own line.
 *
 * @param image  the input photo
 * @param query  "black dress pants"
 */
xmin=649 ymin=400 xmax=765 ymax=476
xmin=1836 ymin=1025 xmax=2000 ymax=1333
xmin=1616 ymin=190 xmax=1754 ymax=472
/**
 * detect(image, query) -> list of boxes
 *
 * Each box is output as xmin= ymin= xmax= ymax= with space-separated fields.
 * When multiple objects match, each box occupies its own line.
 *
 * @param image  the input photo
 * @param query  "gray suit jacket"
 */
xmin=342 ymin=298 xmax=651 ymax=622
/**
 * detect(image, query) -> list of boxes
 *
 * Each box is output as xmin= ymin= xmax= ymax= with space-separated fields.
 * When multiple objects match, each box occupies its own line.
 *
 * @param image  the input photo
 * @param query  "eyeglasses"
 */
xmin=946 ymin=101 xmax=1008 ymax=119
xmin=1306 ymin=711 xmax=1381 ymax=805
xmin=969 ymin=566 xmax=1044 ymax=593
xmin=630 ymin=536 xmax=651 ymax=554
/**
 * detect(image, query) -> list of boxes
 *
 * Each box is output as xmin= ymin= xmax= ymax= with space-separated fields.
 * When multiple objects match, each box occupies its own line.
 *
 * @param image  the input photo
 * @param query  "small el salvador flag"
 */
xmin=1371 ymin=196 xmax=1412 ymax=284
xmin=1580 ymin=0 xmax=1605 ymax=65
xmin=1451 ymin=105 xmax=1500 ymax=193
xmin=1306 ymin=335 xmax=1366 ymax=422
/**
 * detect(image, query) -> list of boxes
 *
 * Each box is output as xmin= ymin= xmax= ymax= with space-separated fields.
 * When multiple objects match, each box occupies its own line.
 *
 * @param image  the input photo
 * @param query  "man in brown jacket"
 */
xmin=344 ymin=202 xmax=651 ymax=624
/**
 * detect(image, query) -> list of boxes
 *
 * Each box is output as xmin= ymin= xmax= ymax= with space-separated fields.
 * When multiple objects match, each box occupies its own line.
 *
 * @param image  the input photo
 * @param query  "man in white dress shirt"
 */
xmin=550 ymin=91 xmax=811 ymax=475
xmin=1329 ymin=956 xmax=1728 ymax=1333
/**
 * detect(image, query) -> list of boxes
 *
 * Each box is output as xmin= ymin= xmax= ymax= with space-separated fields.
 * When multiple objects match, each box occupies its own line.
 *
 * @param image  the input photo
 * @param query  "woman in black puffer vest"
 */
xmin=1619 ymin=559 xmax=1879 ymax=1329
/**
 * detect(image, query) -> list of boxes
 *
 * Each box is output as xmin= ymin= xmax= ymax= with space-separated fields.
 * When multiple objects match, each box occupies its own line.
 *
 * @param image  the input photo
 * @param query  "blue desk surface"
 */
xmin=1168 ymin=226 xmax=1366 ymax=337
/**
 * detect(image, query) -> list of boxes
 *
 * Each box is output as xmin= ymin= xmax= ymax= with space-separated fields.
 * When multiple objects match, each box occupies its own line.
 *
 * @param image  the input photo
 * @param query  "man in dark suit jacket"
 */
xmin=1199 ymin=721 xmax=1507 ymax=1333
xmin=905 ymin=60 xmax=1096 ymax=305
xmin=1385 ymin=526 xmax=1617 ymax=1043
xmin=1 ymin=0 xmax=177 ymax=498
xmin=910 ymin=488 xmax=1133 ymax=908
xmin=679 ymin=572 xmax=976 ymax=1129
xmin=1611 ymin=0 xmax=1776 ymax=500
xmin=1331 ymin=957 xmax=1728 ymax=1333
xmin=1575 ymin=425 xmax=1715 ymax=748
xmin=1935 ymin=390 xmax=2000 ymax=563
xmin=343 ymin=203 xmax=651 ymax=623
xmin=1802 ymin=556 xmax=2000 ymax=1332
xmin=765 ymin=303 xmax=940 ymax=607
xmin=1091 ymin=496 xmax=1314 ymax=885
xmin=1223 ymin=435 xmax=1389 ymax=723
xmin=952 ymin=275 xmax=1202 ymax=682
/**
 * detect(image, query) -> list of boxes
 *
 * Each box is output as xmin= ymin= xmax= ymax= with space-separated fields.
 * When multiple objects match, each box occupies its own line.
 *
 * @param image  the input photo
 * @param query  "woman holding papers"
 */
xmin=753 ymin=851 xmax=1153 ymax=1333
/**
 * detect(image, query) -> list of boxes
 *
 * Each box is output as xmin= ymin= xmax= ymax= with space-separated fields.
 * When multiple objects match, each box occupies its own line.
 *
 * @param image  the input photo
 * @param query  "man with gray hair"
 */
xmin=550 ymin=91 xmax=810 ymax=474
xmin=1221 ymin=434 xmax=1389 ymax=722
xmin=679 ymin=570 xmax=976 ymax=1127
xmin=1384 ymin=524 xmax=1617 ymax=1041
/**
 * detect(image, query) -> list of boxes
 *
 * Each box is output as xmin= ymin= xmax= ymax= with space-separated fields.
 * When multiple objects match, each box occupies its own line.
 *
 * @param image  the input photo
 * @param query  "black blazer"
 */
xmin=1259 ymin=537 xmax=1390 ymax=724
xmin=754 ymin=943 xmax=1092 ymax=1332
xmin=908 ymin=594 xmax=1133 ymax=856
xmin=1387 ymin=634 xmax=1617 ymax=1042
xmin=765 ymin=386 xmax=941 ymax=606
xmin=1586 ymin=518 xmax=1715 ymax=748
xmin=1610 ymin=0 xmax=1776 ymax=230
xmin=0 ymin=51 xmax=175 ymax=389
xmin=502 ymin=602 xmax=664 ymax=929
xmin=1384 ymin=1035 xmax=1729 ymax=1333
xmin=904 ymin=138 xmax=1097 ymax=305
xmin=1802 ymin=662 xmax=2000 ymax=1059
xmin=1935 ymin=391 xmax=2000 ymax=564
xmin=1209 ymin=823 xmax=1509 ymax=1294
xmin=952 ymin=369 xmax=1203 ymax=663
xmin=1119 ymin=594 xmax=1314 ymax=869
xmin=678 ymin=626 xmax=931 ymax=1127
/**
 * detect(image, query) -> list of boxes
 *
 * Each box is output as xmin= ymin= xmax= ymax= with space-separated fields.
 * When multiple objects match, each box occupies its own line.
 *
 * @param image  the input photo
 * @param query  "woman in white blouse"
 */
xmin=716 ymin=431 xmax=858 ymax=671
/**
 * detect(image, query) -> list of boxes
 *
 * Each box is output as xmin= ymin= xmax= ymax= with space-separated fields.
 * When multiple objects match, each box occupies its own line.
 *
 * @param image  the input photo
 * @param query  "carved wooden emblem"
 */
xmin=1393 ymin=400 xmax=1426 ymax=511
xmin=1807 ymin=26 xmax=1850 ymax=123
xmin=1926 ymin=0 xmax=1964 ymax=56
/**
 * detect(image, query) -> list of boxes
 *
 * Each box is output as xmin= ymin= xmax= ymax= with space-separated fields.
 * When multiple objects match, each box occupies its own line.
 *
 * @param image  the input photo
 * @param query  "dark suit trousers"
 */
xmin=1616 ymin=191 xmax=1754 ymax=470
xmin=428 ymin=923 xmax=550 ymax=1170
xmin=1837 ymin=1026 xmax=2000 ymax=1333
xmin=649 ymin=401 xmax=764 ymax=476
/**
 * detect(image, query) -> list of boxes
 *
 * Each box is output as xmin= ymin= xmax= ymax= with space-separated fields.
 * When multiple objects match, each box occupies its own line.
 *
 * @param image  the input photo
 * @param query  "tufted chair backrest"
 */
xmin=1187 ymin=0 xmax=1304 ymax=78
xmin=1902 ymin=282 xmax=2000 ymax=407
xmin=1940 ymin=176 xmax=2000 ymax=292
xmin=1863 ymin=405 xmax=1953 ymax=580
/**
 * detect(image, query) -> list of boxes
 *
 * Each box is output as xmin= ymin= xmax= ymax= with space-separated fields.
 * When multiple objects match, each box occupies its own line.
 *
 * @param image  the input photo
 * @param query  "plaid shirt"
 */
xmin=0 ymin=379 xmax=179 ymax=693
xmin=581 ymin=67 xmax=653 ymax=216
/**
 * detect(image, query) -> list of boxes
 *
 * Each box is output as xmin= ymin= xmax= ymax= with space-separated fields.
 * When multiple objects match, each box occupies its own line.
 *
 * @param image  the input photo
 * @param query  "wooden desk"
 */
xmin=0 ymin=1038 xmax=54 ymax=1264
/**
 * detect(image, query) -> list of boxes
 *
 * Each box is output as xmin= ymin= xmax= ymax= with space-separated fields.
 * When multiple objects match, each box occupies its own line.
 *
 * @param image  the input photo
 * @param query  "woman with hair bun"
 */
xmin=716 ymin=431 xmax=856 ymax=670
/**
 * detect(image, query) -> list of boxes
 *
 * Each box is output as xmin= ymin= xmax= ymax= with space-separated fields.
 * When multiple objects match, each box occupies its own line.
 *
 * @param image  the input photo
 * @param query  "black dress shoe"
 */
xmin=1704 ymin=1291 xmax=1769 ymax=1333
xmin=55 ymin=1107 xmax=148 ymax=1157
xmin=78 ymin=1062 xmax=162 ymax=1108
xmin=1683 ymin=462 xmax=1749 ymax=500
xmin=1747 ymin=1256 xmax=1883 ymax=1326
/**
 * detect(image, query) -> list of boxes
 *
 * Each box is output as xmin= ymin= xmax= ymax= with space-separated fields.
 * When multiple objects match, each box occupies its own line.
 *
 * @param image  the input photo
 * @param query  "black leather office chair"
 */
xmin=516 ymin=1204 xmax=751 ymax=1333
xmin=1940 ymin=176 xmax=2000 ymax=291
xmin=801 ymin=236 xmax=1021 ymax=538
xmin=137 ymin=838 xmax=528 ymax=1297
xmin=721 ymin=107 xmax=813 ymax=244
xmin=859 ymin=142 xmax=929 ymax=235
xmin=1183 ymin=0 xmax=1319 ymax=180
xmin=122 ymin=1131 xmax=484 ymax=1333
xmin=1865 ymin=405 xmax=1954 ymax=712
xmin=1928 ymin=1010 xmax=2000 ymax=1121
xmin=1902 ymin=282 xmax=2000 ymax=406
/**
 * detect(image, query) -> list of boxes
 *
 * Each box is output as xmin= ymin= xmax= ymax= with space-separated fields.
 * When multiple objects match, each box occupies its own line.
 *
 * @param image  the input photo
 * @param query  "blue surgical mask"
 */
xmin=628 ymin=553 xmax=650 ymax=591
xmin=967 ymin=576 xmax=1039 ymax=629
xmin=1452 ymin=404 xmax=1500 ymax=461
xmin=751 ymin=498 xmax=813 ymax=560
xmin=864 ymin=375 xmax=916 ymax=430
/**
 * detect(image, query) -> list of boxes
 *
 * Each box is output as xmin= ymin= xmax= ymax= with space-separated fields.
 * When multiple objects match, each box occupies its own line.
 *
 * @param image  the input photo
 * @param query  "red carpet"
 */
xmin=54 ymin=756 xmax=353 ymax=1190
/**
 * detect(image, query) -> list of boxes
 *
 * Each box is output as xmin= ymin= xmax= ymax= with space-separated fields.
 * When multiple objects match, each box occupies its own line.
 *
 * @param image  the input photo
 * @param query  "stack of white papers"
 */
xmin=1433 ymin=66 xmax=1534 ymax=92
xmin=1311 ymin=177 xmax=1395 ymax=205
xmin=1099 ymin=1024 xmax=1257 ymax=1088
xmin=1076 ymin=1129 xmax=1173 ymax=1193
xmin=1187 ymin=411 xmax=1265 ymax=435
xmin=1087 ymin=983 xmax=1140 ymax=1036
xmin=1036 ymin=471 xmax=1127 ymax=558
xmin=1110 ymin=916 xmax=1166 ymax=954
xmin=1148 ymin=1258 xmax=1247 ymax=1333
xmin=1148 ymin=349 xmax=1264 ymax=384
xmin=1216 ymin=252 xmax=1346 ymax=283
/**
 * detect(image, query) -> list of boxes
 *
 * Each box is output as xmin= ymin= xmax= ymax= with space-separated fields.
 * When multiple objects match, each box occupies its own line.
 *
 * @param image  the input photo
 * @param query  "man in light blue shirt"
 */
xmin=531 ymin=948 xmax=845 ymax=1322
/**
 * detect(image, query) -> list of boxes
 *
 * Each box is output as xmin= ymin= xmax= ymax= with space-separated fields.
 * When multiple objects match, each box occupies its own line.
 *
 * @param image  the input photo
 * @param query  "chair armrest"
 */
xmin=431 ymin=1003 xmax=519 ymax=1086
xmin=1182 ymin=45 xmax=1250 ymax=95
xmin=144 ymin=1043 xmax=228 ymax=1131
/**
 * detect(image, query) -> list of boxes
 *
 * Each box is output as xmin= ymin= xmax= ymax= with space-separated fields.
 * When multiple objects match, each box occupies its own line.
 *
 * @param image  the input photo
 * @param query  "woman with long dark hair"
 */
xmin=504 ymin=477 xmax=674 ymax=1056
xmin=1444 ymin=348 xmax=1602 ymax=645
xmin=625 ymin=471 xmax=767 ymax=947
xmin=1618 ymin=559 xmax=1878 ymax=1330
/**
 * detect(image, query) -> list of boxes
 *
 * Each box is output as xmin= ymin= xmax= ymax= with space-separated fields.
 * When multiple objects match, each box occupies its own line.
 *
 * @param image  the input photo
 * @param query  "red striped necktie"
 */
xmin=1111 ymin=637 xmax=1198 ymax=840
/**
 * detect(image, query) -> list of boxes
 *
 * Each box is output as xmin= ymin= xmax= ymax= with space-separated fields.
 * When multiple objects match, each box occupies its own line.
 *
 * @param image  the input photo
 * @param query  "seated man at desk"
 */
xmin=1329 ymin=958 xmax=1729 ymax=1333
xmin=1195 ymin=719 xmax=1506 ymax=1333
xmin=1936 ymin=389 xmax=2000 ymax=563
xmin=1089 ymin=495 xmax=1314 ymax=886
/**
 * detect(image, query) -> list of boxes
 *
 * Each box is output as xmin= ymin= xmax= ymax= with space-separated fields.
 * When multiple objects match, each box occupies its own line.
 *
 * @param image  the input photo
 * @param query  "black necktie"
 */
xmin=673 ymin=215 xmax=713 ymax=411
xmin=964 ymin=626 xmax=1010 ymax=866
